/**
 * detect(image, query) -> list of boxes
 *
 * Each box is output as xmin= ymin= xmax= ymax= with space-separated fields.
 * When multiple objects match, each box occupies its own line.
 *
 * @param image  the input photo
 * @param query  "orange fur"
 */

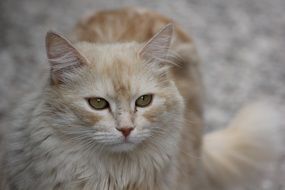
xmin=73 ymin=7 xmax=191 ymax=44
xmin=73 ymin=8 xmax=282 ymax=189
xmin=74 ymin=7 xmax=205 ymax=189
xmin=2 ymin=7 xmax=281 ymax=190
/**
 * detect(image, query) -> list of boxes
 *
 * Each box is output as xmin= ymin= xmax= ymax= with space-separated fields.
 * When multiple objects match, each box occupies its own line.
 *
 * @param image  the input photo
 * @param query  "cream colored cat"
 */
xmin=0 ymin=7 xmax=282 ymax=190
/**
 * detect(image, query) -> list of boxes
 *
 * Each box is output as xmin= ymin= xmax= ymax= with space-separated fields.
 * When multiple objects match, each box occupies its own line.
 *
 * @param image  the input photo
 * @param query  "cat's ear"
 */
xmin=46 ymin=31 xmax=88 ymax=84
xmin=138 ymin=23 xmax=173 ymax=60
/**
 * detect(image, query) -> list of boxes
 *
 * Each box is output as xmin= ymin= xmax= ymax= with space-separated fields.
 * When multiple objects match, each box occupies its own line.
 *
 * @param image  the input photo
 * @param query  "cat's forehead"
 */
xmin=76 ymin=42 xmax=141 ymax=69
xmin=74 ymin=42 xmax=159 ymax=98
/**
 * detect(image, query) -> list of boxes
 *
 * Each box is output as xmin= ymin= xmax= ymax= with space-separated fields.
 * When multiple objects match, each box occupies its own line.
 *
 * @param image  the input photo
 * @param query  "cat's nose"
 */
xmin=116 ymin=127 xmax=134 ymax=137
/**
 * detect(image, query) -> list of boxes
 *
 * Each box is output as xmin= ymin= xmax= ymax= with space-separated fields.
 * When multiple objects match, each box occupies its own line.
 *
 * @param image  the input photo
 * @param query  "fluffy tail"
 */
xmin=202 ymin=102 xmax=284 ymax=189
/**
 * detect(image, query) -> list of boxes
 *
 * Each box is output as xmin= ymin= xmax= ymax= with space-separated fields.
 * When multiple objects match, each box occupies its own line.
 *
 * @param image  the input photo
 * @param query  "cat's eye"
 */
xmin=87 ymin=97 xmax=109 ymax=110
xmin=135 ymin=94 xmax=153 ymax=108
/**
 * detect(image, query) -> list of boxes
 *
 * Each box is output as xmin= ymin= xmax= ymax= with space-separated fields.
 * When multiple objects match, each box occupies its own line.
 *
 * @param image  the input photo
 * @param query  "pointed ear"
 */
xmin=138 ymin=23 xmax=173 ymax=60
xmin=46 ymin=31 xmax=88 ymax=84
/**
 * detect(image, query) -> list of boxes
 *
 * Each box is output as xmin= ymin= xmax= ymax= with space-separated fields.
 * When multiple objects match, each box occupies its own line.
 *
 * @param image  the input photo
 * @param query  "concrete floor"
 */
xmin=0 ymin=0 xmax=285 ymax=189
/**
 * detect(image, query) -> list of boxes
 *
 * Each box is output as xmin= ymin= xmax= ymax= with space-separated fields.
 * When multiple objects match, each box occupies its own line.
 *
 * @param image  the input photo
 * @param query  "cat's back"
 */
xmin=73 ymin=7 xmax=191 ymax=44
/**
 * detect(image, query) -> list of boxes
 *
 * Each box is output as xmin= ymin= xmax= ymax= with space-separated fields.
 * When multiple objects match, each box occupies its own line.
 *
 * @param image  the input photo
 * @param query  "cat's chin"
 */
xmin=109 ymin=142 xmax=137 ymax=152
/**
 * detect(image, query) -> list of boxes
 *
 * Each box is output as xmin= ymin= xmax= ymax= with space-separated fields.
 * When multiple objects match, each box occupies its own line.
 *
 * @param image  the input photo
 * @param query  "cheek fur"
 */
xmin=78 ymin=110 xmax=103 ymax=125
xmin=69 ymin=102 xmax=118 ymax=131
xmin=67 ymin=103 xmax=102 ymax=126
xmin=143 ymin=106 xmax=166 ymax=123
xmin=141 ymin=95 xmax=168 ymax=123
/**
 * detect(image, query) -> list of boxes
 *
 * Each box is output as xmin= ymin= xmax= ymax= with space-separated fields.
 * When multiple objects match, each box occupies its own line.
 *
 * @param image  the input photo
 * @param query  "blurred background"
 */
xmin=0 ymin=0 xmax=284 ymax=189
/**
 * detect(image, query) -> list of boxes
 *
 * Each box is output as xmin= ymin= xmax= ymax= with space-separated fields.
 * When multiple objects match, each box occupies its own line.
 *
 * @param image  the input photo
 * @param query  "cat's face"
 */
xmin=45 ymin=25 xmax=184 ymax=153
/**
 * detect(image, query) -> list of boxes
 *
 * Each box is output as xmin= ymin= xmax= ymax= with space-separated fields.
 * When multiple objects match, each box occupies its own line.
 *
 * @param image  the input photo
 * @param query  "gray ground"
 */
xmin=0 ymin=0 xmax=285 ymax=189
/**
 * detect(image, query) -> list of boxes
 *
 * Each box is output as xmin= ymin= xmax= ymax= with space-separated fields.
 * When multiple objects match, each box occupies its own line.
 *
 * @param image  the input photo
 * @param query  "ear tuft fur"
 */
xmin=138 ymin=24 xmax=173 ymax=61
xmin=46 ymin=31 xmax=88 ymax=84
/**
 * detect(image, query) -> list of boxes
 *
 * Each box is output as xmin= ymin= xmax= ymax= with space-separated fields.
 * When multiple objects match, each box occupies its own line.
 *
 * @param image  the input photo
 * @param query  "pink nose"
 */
xmin=116 ymin=127 xmax=133 ymax=137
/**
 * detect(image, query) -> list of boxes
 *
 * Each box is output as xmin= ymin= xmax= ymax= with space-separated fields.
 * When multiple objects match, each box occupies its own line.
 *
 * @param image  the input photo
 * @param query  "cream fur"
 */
xmin=1 ymin=8 xmax=283 ymax=190
xmin=203 ymin=102 xmax=283 ymax=189
xmin=2 ymin=28 xmax=185 ymax=190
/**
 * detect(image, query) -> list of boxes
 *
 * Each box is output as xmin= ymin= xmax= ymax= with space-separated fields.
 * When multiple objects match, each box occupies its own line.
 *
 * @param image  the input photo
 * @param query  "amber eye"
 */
xmin=135 ymin=94 xmax=153 ymax=108
xmin=88 ymin=97 xmax=109 ymax=110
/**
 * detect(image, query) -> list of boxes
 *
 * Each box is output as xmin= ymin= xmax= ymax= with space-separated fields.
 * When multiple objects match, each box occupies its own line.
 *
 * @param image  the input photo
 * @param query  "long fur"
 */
xmin=202 ymin=102 xmax=283 ymax=189
xmin=1 ymin=7 xmax=283 ymax=190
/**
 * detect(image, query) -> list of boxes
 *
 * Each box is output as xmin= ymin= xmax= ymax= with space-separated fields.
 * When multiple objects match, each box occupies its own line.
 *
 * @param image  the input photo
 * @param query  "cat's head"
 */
xmin=44 ymin=24 xmax=184 ymax=153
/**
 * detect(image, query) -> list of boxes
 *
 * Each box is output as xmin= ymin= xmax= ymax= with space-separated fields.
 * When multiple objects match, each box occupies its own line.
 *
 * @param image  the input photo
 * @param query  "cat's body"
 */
xmin=1 ymin=7 xmax=282 ymax=190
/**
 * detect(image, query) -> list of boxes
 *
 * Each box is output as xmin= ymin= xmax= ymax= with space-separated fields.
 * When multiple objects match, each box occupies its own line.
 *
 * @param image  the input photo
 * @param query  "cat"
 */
xmin=0 ymin=7 xmax=282 ymax=190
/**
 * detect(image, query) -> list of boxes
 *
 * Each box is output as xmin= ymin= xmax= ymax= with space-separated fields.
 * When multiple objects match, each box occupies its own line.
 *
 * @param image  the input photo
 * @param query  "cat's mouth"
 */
xmin=107 ymin=135 xmax=145 ymax=152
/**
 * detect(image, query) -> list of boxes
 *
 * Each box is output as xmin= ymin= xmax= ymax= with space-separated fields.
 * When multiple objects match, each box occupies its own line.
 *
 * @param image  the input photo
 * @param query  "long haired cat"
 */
xmin=1 ymin=7 xmax=282 ymax=190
